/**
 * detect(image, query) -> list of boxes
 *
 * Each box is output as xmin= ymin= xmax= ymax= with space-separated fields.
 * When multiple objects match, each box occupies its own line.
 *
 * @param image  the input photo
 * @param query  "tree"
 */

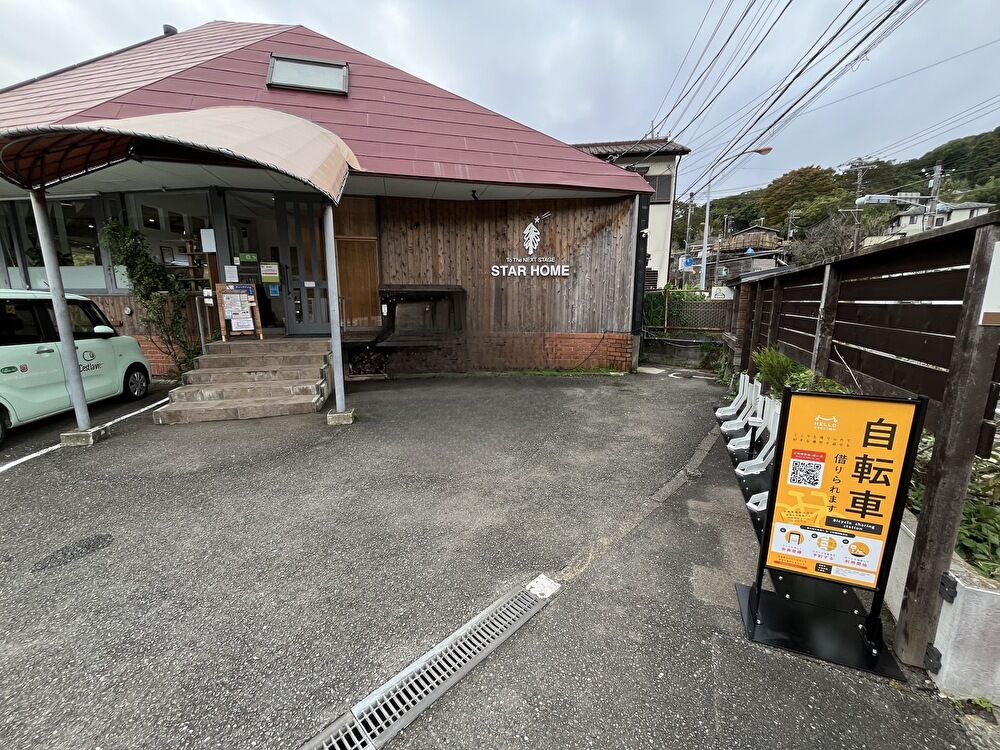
xmin=759 ymin=166 xmax=840 ymax=226
xmin=101 ymin=220 xmax=200 ymax=375
xmin=794 ymin=188 xmax=854 ymax=228
xmin=945 ymin=176 xmax=1000 ymax=206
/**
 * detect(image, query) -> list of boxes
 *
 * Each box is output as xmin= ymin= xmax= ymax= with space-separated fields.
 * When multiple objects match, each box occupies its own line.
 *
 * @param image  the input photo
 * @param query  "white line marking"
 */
xmin=0 ymin=444 xmax=63 ymax=475
xmin=668 ymin=371 xmax=715 ymax=380
xmin=0 ymin=397 xmax=168 ymax=475
xmin=99 ymin=397 xmax=169 ymax=428
xmin=636 ymin=366 xmax=665 ymax=374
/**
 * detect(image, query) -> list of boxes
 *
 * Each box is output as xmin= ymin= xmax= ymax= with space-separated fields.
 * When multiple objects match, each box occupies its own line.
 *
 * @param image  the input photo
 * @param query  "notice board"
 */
xmin=214 ymin=282 xmax=264 ymax=341
xmin=764 ymin=392 xmax=922 ymax=590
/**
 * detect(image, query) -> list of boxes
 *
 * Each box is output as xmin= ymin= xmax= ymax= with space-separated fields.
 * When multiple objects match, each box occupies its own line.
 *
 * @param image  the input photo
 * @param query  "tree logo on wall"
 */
xmin=522 ymin=211 xmax=552 ymax=255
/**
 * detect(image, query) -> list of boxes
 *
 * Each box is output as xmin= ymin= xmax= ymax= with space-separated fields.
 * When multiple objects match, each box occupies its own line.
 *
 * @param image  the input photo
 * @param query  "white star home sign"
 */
xmin=491 ymin=212 xmax=569 ymax=277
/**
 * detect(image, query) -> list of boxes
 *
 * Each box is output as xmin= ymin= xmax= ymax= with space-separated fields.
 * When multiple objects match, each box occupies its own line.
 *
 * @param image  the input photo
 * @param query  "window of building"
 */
xmin=268 ymin=55 xmax=348 ymax=94
xmin=644 ymin=173 xmax=673 ymax=203
xmin=908 ymin=215 xmax=918 ymax=225
xmin=934 ymin=216 xmax=945 ymax=227
xmin=0 ymin=206 xmax=25 ymax=288
xmin=141 ymin=205 xmax=161 ymax=230
xmin=0 ymin=301 xmax=43 ymax=345
xmin=124 ymin=191 xmax=213 ymax=291
xmin=168 ymin=211 xmax=186 ymax=234
xmin=11 ymin=198 xmax=106 ymax=291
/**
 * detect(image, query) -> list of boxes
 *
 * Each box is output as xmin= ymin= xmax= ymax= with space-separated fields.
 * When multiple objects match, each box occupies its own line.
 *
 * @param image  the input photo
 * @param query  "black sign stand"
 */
xmin=737 ymin=388 xmax=926 ymax=680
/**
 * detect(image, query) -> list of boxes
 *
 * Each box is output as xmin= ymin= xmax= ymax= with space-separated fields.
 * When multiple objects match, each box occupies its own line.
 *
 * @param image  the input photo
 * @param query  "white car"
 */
xmin=0 ymin=290 xmax=152 ymax=444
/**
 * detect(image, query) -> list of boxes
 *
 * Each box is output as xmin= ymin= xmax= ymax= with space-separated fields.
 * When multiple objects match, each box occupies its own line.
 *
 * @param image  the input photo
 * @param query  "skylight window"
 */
xmin=267 ymin=55 xmax=348 ymax=95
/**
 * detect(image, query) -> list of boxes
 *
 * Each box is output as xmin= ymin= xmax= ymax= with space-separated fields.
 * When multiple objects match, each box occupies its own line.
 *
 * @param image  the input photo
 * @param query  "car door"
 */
xmin=0 ymin=299 xmax=69 ymax=422
xmin=40 ymin=300 xmax=118 ymax=401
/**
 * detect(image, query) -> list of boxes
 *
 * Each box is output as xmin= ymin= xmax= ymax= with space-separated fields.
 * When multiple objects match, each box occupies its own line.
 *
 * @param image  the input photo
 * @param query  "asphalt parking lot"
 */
xmin=0 ymin=372 xmax=986 ymax=749
xmin=0 ymin=379 xmax=171 ymax=464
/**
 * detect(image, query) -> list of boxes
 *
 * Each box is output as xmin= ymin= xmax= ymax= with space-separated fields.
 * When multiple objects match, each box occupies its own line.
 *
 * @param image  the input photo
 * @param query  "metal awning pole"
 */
xmin=323 ymin=202 xmax=347 ymax=414
xmin=29 ymin=188 xmax=91 ymax=431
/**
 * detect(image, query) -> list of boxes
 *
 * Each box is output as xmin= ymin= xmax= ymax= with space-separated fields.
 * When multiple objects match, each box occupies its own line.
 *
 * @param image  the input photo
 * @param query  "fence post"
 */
xmin=896 ymin=222 xmax=1000 ymax=667
xmin=663 ymin=287 xmax=669 ymax=332
xmin=766 ymin=277 xmax=782 ymax=346
xmin=747 ymin=282 xmax=765 ymax=376
xmin=810 ymin=264 xmax=841 ymax=375
xmin=738 ymin=283 xmax=757 ymax=371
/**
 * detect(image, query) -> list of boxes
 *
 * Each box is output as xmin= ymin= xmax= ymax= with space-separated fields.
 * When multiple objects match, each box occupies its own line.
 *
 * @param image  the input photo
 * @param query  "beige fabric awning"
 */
xmin=0 ymin=106 xmax=362 ymax=203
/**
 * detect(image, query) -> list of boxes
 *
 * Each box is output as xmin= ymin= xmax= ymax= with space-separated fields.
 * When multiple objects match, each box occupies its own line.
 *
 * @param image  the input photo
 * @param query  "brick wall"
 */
xmin=383 ymin=333 xmax=634 ymax=374
xmin=449 ymin=333 xmax=633 ymax=372
xmin=542 ymin=333 xmax=632 ymax=371
xmin=133 ymin=336 xmax=174 ymax=377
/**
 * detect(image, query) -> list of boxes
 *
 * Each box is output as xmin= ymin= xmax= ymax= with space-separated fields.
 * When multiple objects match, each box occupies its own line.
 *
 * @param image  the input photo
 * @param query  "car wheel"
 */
xmin=0 ymin=408 xmax=7 ymax=447
xmin=123 ymin=365 xmax=149 ymax=400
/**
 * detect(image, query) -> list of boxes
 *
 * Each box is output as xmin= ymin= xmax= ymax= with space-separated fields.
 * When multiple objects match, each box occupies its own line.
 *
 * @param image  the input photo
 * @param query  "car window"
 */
xmin=41 ymin=301 xmax=104 ymax=339
xmin=0 ymin=301 xmax=44 ymax=345
xmin=83 ymin=301 xmax=113 ymax=330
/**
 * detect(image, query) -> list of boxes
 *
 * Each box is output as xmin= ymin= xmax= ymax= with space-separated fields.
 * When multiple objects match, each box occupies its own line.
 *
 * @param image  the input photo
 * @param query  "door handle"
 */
xmin=35 ymin=347 xmax=55 ymax=354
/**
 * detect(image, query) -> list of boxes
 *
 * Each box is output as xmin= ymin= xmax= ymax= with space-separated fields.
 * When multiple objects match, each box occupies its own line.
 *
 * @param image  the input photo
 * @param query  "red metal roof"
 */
xmin=0 ymin=22 xmax=651 ymax=195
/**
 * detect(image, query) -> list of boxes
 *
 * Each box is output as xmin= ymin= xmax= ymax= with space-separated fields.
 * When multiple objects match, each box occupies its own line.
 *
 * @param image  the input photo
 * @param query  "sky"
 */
xmin=0 ymin=0 xmax=997 ymax=197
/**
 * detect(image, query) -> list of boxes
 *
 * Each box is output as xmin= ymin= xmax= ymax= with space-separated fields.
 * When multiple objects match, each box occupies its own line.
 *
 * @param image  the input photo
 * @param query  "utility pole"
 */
xmin=786 ymin=209 xmax=800 ymax=241
xmin=846 ymin=159 xmax=877 ymax=253
xmin=684 ymin=192 xmax=694 ymax=251
xmin=924 ymin=161 xmax=943 ymax=231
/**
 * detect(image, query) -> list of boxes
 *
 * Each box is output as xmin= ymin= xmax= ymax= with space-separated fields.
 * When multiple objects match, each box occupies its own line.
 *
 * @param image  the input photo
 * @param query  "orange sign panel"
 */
xmin=765 ymin=393 xmax=919 ymax=589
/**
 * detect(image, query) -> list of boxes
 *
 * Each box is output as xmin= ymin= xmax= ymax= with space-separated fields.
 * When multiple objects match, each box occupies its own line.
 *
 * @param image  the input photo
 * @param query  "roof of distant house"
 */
xmin=947 ymin=201 xmax=995 ymax=210
xmin=732 ymin=224 xmax=782 ymax=236
xmin=0 ymin=21 xmax=650 ymax=195
xmin=574 ymin=137 xmax=691 ymax=159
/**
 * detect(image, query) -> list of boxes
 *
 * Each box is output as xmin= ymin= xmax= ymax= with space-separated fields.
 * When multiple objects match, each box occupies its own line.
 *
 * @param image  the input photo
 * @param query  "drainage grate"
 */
xmin=302 ymin=577 xmax=556 ymax=750
xmin=303 ymin=714 xmax=371 ymax=750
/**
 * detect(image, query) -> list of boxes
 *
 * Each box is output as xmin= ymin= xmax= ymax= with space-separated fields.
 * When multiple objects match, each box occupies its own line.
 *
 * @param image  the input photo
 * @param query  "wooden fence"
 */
xmin=725 ymin=211 xmax=1000 ymax=669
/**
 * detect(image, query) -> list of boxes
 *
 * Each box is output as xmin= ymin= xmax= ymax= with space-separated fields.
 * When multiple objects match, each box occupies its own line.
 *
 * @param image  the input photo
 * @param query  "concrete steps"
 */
xmin=206 ymin=339 xmax=332 ymax=354
xmin=154 ymin=338 xmax=333 ymax=424
xmin=195 ymin=352 xmax=328 ymax=369
xmin=152 ymin=394 xmax=325 ymax=424
xmin=168 ymin=378 xmax=326 ymax=402
xmin=182 ymin=365 xmax=328 ymax=384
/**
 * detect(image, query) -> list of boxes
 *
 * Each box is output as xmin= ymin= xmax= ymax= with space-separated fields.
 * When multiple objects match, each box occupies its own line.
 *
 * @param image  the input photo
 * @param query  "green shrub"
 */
xmin=751 ymin=345 xmax=804 ymax=395
xmin=643 ymin=290 xmax=665 ymax=328
xmin=909 ymin=432 xmax=1000 ymax=579
xmin=785 ymin=369 xmax=851 ymax=394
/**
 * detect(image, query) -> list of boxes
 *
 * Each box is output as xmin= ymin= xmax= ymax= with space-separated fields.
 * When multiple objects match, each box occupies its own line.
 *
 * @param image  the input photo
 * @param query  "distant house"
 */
xmin=574 ymin=137 xmax=690 ymax=289
xmin=886 ymin=200 xmax=994 ymax=238
xmin=713 ymin=224 xmax=783 ymax=255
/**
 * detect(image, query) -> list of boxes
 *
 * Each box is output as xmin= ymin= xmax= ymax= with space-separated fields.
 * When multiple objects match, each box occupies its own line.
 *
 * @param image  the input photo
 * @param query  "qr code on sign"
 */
xmin=788 ymin=459 xmax=824 ymax=488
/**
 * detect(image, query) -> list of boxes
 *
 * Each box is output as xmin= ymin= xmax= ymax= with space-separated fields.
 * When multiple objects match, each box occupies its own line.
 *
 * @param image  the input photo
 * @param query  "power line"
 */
xmin=677 ymin=0 xmax=888 ymax=178
xmin=610 ymin=0 xmax=736 ymax=163
xmin=618 ymin=0 xmax=785 ymax=171
xmin=671 ymin=0 xmax=796 ymax=142
xmin=678 ymin=0 xmax=909 ymax=178
xmin=686 ymin=0 xmax=917 ymax=197
xmin=685 ymin=0 xmax=883 ymax=191
xmin=665 ymin=0 xmax=773 ymax=137
xmin=799 ymin=37 xmax=1000 ymax=116
xmin=658 ymin=0 xmax=740 ymax=134
xmin=649 ymin=0 xmax=718 ymax=132
xmin=863 ymin=94 xmax=1000 ymax=158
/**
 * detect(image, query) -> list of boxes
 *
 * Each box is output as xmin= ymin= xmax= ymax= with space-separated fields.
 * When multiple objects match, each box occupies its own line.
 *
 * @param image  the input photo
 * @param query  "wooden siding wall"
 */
xmin=335 ymin=197 xmax=380 ymax=327
xmin=378 ymin=197 xmax=637 ymax=334
xmin=730 ymin=216 xmax=1000 ymax=436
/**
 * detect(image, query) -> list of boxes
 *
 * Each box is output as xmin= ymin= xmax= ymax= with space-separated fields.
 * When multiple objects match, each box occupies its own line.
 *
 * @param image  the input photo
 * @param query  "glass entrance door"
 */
xmin=276 ymin=194 xmax=329 ymax=335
